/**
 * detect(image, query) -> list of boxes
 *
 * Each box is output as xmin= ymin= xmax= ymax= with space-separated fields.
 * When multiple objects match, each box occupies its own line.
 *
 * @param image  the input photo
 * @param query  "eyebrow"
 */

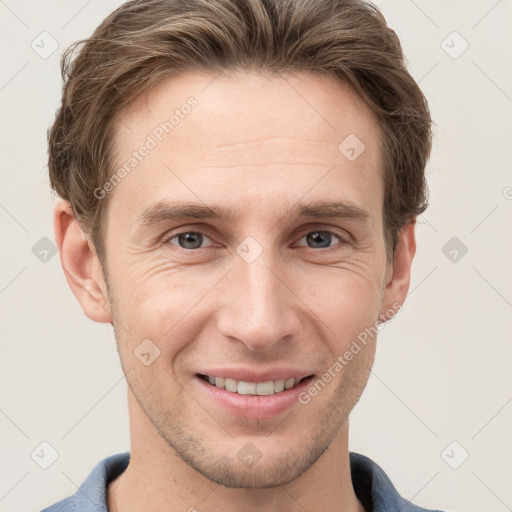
xmin=134 ymin=199 xmax=370 ymax=231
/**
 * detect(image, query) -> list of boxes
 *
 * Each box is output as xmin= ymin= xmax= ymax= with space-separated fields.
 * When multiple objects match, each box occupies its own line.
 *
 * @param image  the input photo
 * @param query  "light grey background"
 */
xmin=1 ymin=1 xmax=511 ymax=511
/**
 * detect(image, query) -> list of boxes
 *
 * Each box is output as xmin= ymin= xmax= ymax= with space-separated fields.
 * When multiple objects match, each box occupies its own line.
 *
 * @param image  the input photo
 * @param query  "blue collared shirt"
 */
xmin=40 ymin=451 xmax=446 ymax=511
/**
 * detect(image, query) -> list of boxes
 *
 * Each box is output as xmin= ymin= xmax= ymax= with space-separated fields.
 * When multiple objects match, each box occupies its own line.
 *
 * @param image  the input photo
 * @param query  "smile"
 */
xmin=198 ymin=374 xmax=309 ymax=395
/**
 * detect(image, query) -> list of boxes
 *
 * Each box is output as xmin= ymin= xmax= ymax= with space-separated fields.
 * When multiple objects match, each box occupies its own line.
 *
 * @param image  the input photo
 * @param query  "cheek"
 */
xmin=302 ymin=263 xmax=384 ymax=326
xmin=109 ymin=258 xmax=222 ymax=356
xmin=108 ymin=254 xmax=185 ymax=320
xmin=293 ymin=269 xmax=383 ymax=371
xmin=109 ymin=246 xmax=386 ymax=357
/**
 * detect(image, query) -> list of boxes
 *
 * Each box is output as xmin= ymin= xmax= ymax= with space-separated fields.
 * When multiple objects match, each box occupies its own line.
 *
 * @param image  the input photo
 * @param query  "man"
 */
xmin=43 ymin=0 xmax=444 ymax=510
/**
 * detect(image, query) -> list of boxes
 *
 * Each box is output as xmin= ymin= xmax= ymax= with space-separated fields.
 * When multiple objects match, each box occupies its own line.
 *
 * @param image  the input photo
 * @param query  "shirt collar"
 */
xmin=42 ymin=451 xmax=442 ymax=512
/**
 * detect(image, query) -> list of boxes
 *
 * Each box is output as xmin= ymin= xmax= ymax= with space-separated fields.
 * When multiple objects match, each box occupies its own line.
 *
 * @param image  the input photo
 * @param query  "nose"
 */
xmin=216 ymin=249 xmax=300 ymax=352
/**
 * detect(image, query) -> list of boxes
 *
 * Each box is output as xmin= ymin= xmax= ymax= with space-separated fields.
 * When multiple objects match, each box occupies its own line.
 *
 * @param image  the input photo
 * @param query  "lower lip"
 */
xmin=194 ymin=375 xmax=315 ymax=419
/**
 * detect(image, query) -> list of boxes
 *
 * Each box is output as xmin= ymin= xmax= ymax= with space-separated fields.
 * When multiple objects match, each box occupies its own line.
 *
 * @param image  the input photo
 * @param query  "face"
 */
xmin=100 ymin=71 xmax=398 ymax=488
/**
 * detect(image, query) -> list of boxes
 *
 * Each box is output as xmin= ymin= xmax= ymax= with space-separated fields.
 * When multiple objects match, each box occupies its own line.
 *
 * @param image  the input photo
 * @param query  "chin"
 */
xmin=186 ymin=450 xmax=320 ymax=489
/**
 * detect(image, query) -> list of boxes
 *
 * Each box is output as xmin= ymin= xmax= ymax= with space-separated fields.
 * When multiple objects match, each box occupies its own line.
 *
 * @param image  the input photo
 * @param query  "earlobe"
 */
xmin=380 ymin=222 xmax=417 ymax=318
xmin=54 ymin=199 xmax=112 ymax=323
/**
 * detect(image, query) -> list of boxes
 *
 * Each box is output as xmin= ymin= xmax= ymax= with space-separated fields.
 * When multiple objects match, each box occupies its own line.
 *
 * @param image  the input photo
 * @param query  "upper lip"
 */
xmin=197 ymin=368 xmax=315 ymax=383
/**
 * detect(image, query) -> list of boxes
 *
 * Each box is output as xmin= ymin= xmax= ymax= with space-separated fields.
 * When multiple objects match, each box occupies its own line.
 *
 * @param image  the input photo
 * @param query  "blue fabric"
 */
xmin=40 ymin=451 xmax=445 ymax=511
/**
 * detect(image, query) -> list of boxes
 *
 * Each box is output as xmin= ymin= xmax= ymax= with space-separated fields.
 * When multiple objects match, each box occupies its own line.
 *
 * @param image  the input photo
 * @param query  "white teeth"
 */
xmin=284 ymin=378 xmax=295 ymax=390
xmin=256 ymin=381 xmax=274 ymax=395
xmin=224 ymin=378 xmax=238 ymax=392
xmin=203 ymin=375 xmax=303 ymax=395
xmin=274 ymin=379 xmax=285 ymax=393
xmin=237 ymin=381 xmax=256 ymax=395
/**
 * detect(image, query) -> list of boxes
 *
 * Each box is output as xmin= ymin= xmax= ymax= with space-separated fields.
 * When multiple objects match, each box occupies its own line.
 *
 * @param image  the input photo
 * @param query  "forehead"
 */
xmin=109 ymin=70 xmax=383 ymax=224
xmin=116 ymin=70 xmax=379 ymax=153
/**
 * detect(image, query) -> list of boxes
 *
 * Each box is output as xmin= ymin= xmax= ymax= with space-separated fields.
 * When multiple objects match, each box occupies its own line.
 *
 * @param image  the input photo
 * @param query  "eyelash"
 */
xmin=162 ymin=227 xmax=349 ymax=251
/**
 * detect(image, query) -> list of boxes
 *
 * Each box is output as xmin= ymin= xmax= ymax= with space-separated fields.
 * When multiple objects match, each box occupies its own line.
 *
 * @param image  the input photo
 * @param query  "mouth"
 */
xmin=194 ymin=368 xmax=317 ymax=418
xmin=197 ymin=373 xmax=313 ymax=396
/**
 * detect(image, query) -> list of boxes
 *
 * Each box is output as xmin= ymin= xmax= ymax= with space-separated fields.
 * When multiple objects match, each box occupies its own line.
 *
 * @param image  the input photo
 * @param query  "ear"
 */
xmin=54 ymin=199 xmax=112 ymax=323
xmin=380 ymin=222 xmax=416 ymax=319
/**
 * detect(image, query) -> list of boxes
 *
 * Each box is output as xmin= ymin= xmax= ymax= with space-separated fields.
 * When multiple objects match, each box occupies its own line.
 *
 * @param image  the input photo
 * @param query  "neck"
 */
xmin=108 ymin=391 xmax=365 ymax=512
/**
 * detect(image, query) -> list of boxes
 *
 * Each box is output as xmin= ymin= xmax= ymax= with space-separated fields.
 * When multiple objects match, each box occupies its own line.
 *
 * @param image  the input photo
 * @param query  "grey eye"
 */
xmin=170 ymin=232 xmax=209 ymax=249
xmin=298 ymin=231 xmax=341 ymax=249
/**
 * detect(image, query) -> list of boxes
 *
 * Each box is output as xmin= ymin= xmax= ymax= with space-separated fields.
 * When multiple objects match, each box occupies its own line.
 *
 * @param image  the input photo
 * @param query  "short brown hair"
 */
xmin=48 ymin=0 xmax=432 ymax=264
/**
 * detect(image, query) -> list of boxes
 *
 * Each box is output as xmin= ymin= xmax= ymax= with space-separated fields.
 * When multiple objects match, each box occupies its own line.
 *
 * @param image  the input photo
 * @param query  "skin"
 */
xmin=54 ymin=71 xmax=416 ymax=512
